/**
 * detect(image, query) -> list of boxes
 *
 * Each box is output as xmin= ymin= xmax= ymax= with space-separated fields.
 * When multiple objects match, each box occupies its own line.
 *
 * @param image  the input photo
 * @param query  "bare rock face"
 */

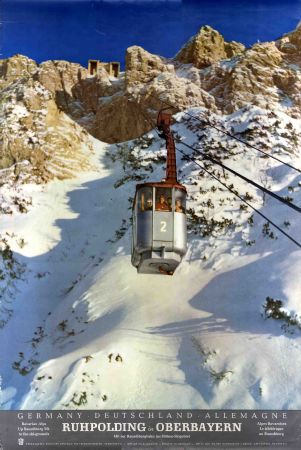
xmin=93 ymin=70 xmax=216 ymax=143
xmin=28 ymin=46 xmax=216 ymax=145
xmin=276 ymin=24 xmax=301 ymax=64
xmin=71 ymin=69 xmax=123 ymax=120
xmin=35 ymin=59 xmax=124 ymax=137
xmin=94 ymin=94 xmax=147 ymax=143
xmin=224 ymin=40 xmax=245 ymax=58
xmin=174 ymin=25 xmax=245 ymax=68
xmin=0 ymin=76 xmax=93 ymax=182
xmin=0 ymin=55 xmax=37 ymax=90
xmin=272 ymin=26 xmax=301 ymax=112
xmin=141 ymin=71 xmax=216 ymax=115
xmin=126 ymin=46 xmax=174 ymax=85
xmin=221 ymin=42 xmax=283 ymax=112
xmin=34 ymin=60 xmax=88 ymax=111
xmin=36 ymin=59 xmax=119 ymax=110
xmin=119 ymin=45 xmax=216 ymax=142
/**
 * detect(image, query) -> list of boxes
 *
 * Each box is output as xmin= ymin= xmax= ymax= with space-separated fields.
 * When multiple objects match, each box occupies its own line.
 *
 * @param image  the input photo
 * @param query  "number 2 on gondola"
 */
xmin=160 ymin=221 xmax=167 ymax=232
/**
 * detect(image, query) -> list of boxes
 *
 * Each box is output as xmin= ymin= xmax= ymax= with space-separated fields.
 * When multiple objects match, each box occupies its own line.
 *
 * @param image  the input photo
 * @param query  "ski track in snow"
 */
xmin=1 ymin=108 xmax=301 ymax=410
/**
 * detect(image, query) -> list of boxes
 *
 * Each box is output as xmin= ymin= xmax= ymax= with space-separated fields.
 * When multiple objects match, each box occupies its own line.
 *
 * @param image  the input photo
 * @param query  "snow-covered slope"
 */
xmin=1 ymin=105 xmax=301 ymax=410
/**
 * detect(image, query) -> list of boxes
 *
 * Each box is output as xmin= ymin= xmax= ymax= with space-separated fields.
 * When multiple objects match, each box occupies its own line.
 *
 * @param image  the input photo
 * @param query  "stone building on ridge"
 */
xmin=88 ymin=60 xmax=120 ymax=77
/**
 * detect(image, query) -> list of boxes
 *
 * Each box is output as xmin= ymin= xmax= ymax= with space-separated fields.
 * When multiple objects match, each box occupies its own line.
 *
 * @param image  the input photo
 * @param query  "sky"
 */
xmin=1 ymin=0 xmax=301 ymax=67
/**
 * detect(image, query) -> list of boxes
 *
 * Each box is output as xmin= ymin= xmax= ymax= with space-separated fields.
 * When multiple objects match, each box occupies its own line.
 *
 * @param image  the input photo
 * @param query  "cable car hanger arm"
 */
xmin=157 ymin=109 xmax=178 ymax=183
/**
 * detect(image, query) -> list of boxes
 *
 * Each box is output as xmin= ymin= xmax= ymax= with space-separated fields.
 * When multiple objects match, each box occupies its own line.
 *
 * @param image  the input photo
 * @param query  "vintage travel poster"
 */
xmin=1 ymin=0 xmax=301 ymax=448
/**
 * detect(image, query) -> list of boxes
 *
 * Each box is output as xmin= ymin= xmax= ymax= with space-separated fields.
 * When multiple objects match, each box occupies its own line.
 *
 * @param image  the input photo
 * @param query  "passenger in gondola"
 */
xmin=141 ymin=193 xmax=152 ymax=211
xmin=175 ymin=198 xmax=184 ymax=213
xmin=167 ymin=197 xmax=172 ymax=210
xmin=156 ymin=194 xmax=170 ymax=211
xmin=146 ymin=198 xmax=153 ymax=211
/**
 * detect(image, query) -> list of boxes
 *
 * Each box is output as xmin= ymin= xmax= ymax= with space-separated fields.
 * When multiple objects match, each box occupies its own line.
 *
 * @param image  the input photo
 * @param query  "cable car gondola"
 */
xmin=131 ymin=110 xmax=187 ymax=275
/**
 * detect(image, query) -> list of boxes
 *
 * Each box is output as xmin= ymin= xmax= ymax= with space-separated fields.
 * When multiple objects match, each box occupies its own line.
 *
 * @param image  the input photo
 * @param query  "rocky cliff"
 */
xmin=174 ymin=25 xmax=245 ymax=68
xmin=1 ymin=24 xmax=301 ymax=181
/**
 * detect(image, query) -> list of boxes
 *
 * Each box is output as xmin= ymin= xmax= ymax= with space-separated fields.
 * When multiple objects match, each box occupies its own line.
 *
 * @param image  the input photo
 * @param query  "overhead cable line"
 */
xmin=148 ymin=93 xmax=301 ymax=174
xmin=176 ymin=146 xmax=301 ymax=249
xmin=175 ymin=138 xmax=301 ymax=214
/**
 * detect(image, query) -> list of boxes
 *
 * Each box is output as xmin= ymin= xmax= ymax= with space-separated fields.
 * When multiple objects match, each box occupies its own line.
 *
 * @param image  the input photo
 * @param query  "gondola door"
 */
xmin=153 ymin=187 xmax=173 ymax=244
